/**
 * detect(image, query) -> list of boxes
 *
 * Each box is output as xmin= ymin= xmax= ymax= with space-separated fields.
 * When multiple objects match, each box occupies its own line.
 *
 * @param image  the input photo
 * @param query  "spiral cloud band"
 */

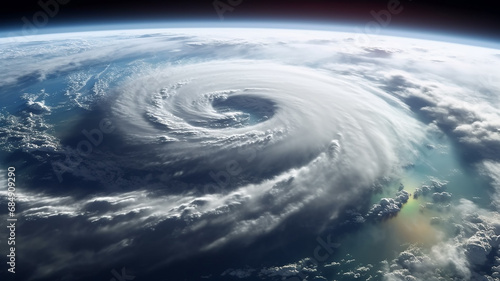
xmin=110 ymin=61 xmax=420 ymax=185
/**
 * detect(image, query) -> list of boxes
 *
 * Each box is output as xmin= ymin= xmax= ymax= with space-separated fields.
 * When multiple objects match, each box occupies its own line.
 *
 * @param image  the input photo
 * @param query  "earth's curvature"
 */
xmin=0 ymin=26 xmax=500 ymax=281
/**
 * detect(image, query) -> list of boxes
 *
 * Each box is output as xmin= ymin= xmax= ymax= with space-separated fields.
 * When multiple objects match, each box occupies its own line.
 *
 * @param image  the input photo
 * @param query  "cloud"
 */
xmin=480 ymin=161 xmax=500 ymax=207
xmin=259 ymin=258 xmax=317 ymax=278
xmin=378 ymin=69 xmax=500 ymax=164
xmin=2 ymin=56 xmax=425 ymax=279
xmin=366 ymin=190 xmax=410 ymax=220
xmin=383 ymin=199 xmax=500 ymax=281
xmin=413 ymin=179 xmax=449 ymax=200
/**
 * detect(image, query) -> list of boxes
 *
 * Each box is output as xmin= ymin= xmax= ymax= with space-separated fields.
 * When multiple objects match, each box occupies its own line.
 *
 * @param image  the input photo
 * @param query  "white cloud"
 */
xmin=383 ymin=199 xmax=500 ymax=281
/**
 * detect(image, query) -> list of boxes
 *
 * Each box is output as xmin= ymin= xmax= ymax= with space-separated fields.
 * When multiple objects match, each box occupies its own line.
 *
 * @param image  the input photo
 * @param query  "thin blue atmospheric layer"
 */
xmin=1 ymin=20 xmax=499 ymax=50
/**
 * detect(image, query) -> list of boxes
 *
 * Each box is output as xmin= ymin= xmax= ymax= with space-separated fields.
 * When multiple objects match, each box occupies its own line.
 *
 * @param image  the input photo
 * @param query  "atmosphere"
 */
xmin=2 ymin=0 xmax=500 ymax=41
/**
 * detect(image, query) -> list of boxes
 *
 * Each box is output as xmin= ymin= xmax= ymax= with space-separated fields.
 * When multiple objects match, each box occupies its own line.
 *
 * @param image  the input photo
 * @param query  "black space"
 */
xmin=0 ymin=0 xmax=499 ymax=41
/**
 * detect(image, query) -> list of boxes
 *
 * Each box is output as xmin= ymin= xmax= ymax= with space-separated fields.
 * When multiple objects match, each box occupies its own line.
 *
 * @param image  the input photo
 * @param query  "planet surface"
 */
xmin=1 ymin=25 xmax=500 ymax=281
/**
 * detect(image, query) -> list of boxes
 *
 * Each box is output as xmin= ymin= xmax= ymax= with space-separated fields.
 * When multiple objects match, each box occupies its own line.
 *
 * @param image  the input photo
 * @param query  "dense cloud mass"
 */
xmin=383 ymin=200 xmax=500 ymax=281
xmin=367 ymin=190 xmax=410 ymax=220
xmin=0 ymin=27 xmax=499 ymax=281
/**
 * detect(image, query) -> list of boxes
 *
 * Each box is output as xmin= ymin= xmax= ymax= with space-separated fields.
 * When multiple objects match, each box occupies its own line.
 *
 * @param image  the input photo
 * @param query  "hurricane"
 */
xmin=0 ymin=27 xmax=499 ymax=281
xmin=108 ymin=61 xmax=419 ymax=184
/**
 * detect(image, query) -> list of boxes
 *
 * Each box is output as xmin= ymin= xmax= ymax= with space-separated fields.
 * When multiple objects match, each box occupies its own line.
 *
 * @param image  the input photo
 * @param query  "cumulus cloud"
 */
xmin=366 ymin=190 xmax=410 ymax=220
xmin=260 ymin=258 xmax=317 ymax=278
xmin=383 ymin=199 xmax=500 ymax=281
xmin=413 ymin=179 xmax=449 ymax=199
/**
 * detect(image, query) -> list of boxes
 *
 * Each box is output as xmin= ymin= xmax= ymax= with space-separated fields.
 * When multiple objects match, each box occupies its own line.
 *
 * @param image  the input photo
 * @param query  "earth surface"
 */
xmin=1 ymin=25 xmax=500 ymax=281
